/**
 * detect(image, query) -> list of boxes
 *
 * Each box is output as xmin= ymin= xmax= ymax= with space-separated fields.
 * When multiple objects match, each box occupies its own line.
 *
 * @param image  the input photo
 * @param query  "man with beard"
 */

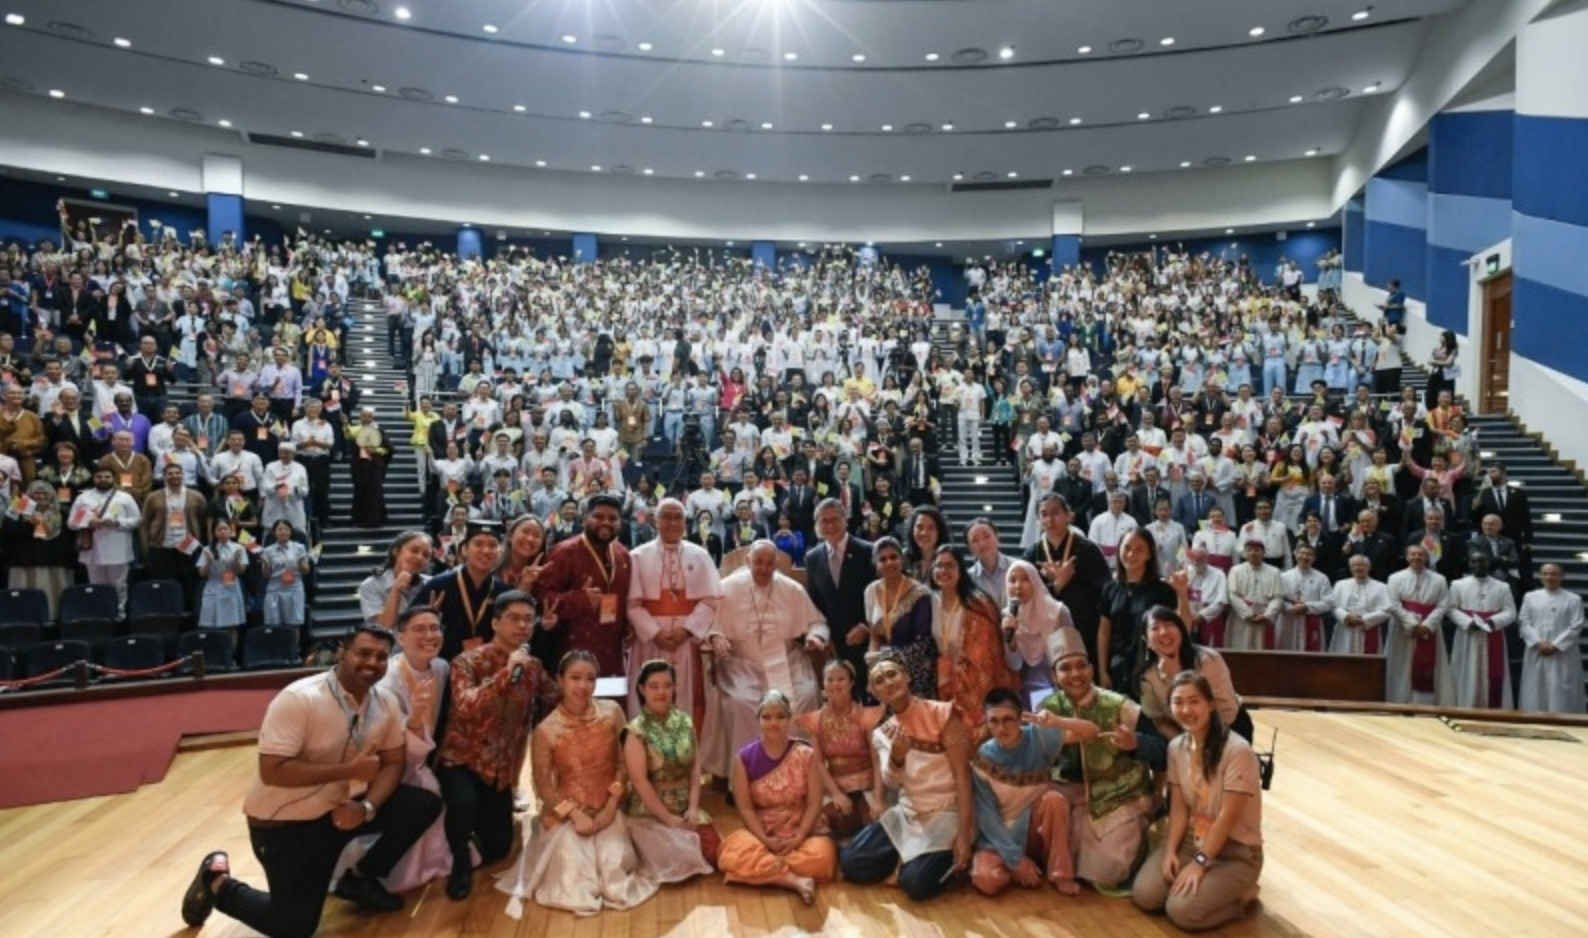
xmin=68 ymin=467 xmax=141 ymax=611
xmin=180 ymin=625 xmax=443 ymax=933
xmin=626 ymin=498 xmax=722 ymax=722
xmin=534 ymin=493 xmax=633 ymax=677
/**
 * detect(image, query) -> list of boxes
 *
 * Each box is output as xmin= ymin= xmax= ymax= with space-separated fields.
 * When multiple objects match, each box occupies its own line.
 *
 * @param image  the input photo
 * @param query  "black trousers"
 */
xmin=148 ymin=546 xmax=201 ymax=614
xmin=215 ymin=784 xmax=440 ymax=938
xmin=300 ymin=455 xmax=332 ymax=526
xmin=436 ymin=765 xmax=517 ymax=871
xmin=839 ymin=821 xmax=956 ymax=901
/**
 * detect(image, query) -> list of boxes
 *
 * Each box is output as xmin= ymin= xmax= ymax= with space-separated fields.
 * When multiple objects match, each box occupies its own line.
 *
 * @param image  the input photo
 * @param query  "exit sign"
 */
xmin=1485 ymin=253 xmax=1501 ymax=276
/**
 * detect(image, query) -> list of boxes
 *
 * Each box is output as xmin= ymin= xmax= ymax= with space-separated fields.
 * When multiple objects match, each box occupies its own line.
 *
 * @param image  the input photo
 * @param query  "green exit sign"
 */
xmin=370 ymin=229 xmax=385 ymax=238
xmin=1485 ymin=253 xmax=1501 ymax=276
xmin=89 ymin=188 xmax=109 ymax=199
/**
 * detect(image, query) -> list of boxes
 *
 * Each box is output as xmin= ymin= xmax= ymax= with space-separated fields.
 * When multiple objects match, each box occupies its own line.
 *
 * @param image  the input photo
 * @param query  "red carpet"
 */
xmin=0 ymin=688 xmax=277 ymax=808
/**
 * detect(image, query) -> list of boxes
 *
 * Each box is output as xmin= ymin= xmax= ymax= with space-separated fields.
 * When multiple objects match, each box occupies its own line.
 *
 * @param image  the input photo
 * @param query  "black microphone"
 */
xmin=510 ymin=643 xmax=532 ymax=683
xmin=1003 ymin=599 xmax=1020 ymax=647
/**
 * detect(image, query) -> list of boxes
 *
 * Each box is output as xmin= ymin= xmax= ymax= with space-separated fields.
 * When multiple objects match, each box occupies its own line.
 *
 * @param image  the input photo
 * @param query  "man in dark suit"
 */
xmin=804 ymin=498 xmax=876 ymax=699
xmin=1055 ymin=457 xmax=1096 ymax=532
xmin=792 ymin=439 xmax=836 ymax=494
xmin=1335 ymin=508 xmax=1400 ymax=583
xmin=899 ymin=436 xmax=939 ymax=507
xmin=831 ymin=461 xmax=865 ymax=533
xmin=1302 ymin=473 xmax=1358 ymax=538
xmin=1472 ymin=462 xmax=1534 ymax=586
xmin=1090 ymin=471 xmax=1126 ymax=525
xmin=1128 ymin=466 xmax=1169 ymax=527
xmin=1401 ymin=475 xmax=1455 ymax=545
xmin=1405 ymin=506 xmax=1466 ymax=580
xmin=44 ymin=386 xmax=99 ymax=461
xmin=1469 ymin=513 xmax=1524 ymax=599
xmin=1171 ymin=472 xmax=1215 ymax=533
xmin=54 ymin=271 xmax=101 ymax=344
xmin=723 ymin=500 xmax=771 ymax=553
xmin=784 ymin=467 xmax=819 ymax=543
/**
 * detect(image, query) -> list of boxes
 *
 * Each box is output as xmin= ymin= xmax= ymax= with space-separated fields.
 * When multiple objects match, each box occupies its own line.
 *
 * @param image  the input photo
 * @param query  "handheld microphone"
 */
xmin=1003 ymin=599 xmax=1020 ymax=646
xmin=510 ymin=643 xmax=532 ymax=683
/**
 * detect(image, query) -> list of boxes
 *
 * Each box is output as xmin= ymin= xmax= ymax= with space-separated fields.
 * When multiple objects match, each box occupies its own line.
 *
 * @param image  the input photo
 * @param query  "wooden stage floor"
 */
xmin=3 ymin=708 xmax=1584 ymax=938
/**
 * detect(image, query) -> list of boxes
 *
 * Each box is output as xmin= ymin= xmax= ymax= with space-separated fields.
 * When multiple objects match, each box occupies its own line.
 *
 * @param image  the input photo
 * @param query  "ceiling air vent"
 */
xmin=46 ymin=21 xmax=93 ymax=40
xmin=339 ymin=0 xmax=380 ymax=16
xmin=0 ymin=76 xmax=35 ymax=92
xmin=1082 ymin=164 xmax=1112 ymax=175
xmin=239 ymin=61 xmax=278 ymax=76
xmin=1163 ymin=106 xmax=1199 ymax=119
xmin=869 ymin=173 xmax=894 ymax=183
xmin=952 ymin=48 xmax=988 ymax=64
xmin=1109 ymin=38 xmax=1144 ymax=54
xmin=723 ymin=119 xmax=751 ymax=132
xmin=169 ymin=107 xmax=204 ymax=122
xmin=1289 ymin=15 xmax=1329 ymax=34
xmin=250 ymin=132 xmax=377 ymax=159
xmin=600 ymin=111 xmax=633 ymax=124
xmin=1203 ymin=156 xmax=1232 ymax=166
xmin=1314 ymin=87 xmax=1350 ymax=100
xmin=742 ymin=47 xmax=771 ymax=63
xmin=951 ymin=179 xmax=1053 ymax=193
xmin=610 ymin=165 xmax=636 ymax=175
xmin=592 ymin=34 xmax=626 ymax=52
xmin=398 ymin=87 xmax=434 ymax=102
xmin=713 ymin=170 xmax=739 ymax=181
xmin=904 ymin=123 xmax=934 ymax=134
xmin=972 ymin=171 xmax=999 ymax=183
xmin=313 ymin=133 xmax=347 ymax=145
xmin=1028 ymin=117 xmax=1060 ymax=130
xmin=440 ymin=148 xmax=471 ymax=160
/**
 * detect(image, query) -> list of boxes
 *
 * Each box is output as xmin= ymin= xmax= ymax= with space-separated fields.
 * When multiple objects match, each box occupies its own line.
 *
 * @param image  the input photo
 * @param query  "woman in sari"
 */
xmin=498 ymin=650 xmax=658 ymax=916
xmin=863 ymin=537 xmax=937 ymax=698
xmin=718 ymin=689 xmax=836 ymax=905
xmin=930 ymin=546 xmax=1018 ymax=733
xmin=795 ymin=660 xmax=885 ymax=839
xmin=623 ymin=659 xmax=718 ymax=881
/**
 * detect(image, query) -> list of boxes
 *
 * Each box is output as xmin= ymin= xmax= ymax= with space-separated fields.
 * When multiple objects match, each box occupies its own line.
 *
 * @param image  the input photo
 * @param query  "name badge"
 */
xmin=599 ymin=593 xmax=618 ymax=624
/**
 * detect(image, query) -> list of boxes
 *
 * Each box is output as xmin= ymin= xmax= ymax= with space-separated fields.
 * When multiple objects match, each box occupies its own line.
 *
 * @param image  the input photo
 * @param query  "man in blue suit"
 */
xmin=804 ymin=498 xmax=876 ymax=699
xmin=1171 ymin=472 xmax=1215 ymax=533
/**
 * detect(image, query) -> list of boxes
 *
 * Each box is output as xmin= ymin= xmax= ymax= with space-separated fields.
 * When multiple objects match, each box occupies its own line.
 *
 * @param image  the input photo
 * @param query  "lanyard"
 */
xmin=581 ymin=536 xmax=614 ymax=590
xmin=455 ymin=572 xmax=496 ymax=638
xmin=325 ymin=671 xmax=378 ymax=753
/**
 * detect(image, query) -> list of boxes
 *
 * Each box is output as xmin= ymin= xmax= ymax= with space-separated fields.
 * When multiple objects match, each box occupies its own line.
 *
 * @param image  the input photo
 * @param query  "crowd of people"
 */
xmin=2 ymin=210 xmax=1583 ymax=937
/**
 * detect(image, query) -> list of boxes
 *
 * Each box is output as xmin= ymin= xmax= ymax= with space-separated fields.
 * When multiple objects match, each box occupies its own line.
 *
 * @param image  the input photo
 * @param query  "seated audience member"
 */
xmin=795 ymin=661 xmax=886 ymax=839
xmin=1132 ymin=672 xmax=1265 ymax=932
xmin=180 ymin=625 xmax=443 ymax=935
xmin=839 ymin=652 xmax=975 ymax=902
xmin=718 ymin=689 xmax=837 ymax=905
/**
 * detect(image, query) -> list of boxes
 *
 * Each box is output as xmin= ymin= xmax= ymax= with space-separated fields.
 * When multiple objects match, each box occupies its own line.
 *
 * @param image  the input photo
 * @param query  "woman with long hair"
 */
xmin=863 ymin=538 xmax=938 ymax=698
xmin=1138 ymin=607 xmax=1253 ymax=742
xmin=623 ymin=660 xmax=718 ymax=881
xmin=929 ymin=546 xmax=1018 ymax=732
xmin=1 ymin=480 xmax=75 ymax=617
xmin=718 ymin=689 xmax=837 ymax=905
xmin=904 ymin=505 xmax=951 ymax=583
xmin=1097 ymin=529 xmax=1182 ymax=694
xmin=1131 ymin=672 xmax=1264 ymax=931
xmin=357 ymin=530 xmax=434 ymax=630
xmin=795 ymin=660 xmax=885 ymax=839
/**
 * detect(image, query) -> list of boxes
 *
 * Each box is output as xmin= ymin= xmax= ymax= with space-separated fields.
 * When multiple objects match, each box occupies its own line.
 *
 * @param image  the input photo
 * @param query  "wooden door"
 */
xmin=1480 ymin=272 xmax=1512 ymax=414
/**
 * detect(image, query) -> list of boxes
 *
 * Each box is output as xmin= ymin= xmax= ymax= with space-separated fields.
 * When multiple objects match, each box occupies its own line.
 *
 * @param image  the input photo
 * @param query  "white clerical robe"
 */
xmin=703 ymin=569 xmax=828 ymax=776
xmin=1275 ymin=567 xmax=1333 ymax=652
xmin=1385 ymin=569 xmax=1455 ymax=706
xmin=68 ymin=489 xmax=141 ymax=564
xmin=1329 ymin=579 xmax=1392 ymax=655
xmin=1226 ymin=562 xmax=1284 ymax=650
xmin=1446 ymin=577 xmax=1518 ymax=710
xmin=1087 ymin=510 xmax=1138 ymax=561
xmin=626 ymin=539 xmax=721 ymax=719
xmin=1518 ymin=588 xmax=1586 ymax=713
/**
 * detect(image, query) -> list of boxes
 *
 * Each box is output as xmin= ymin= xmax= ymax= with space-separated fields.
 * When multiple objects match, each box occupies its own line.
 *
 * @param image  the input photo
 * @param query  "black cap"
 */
xmin=463 ymin=520 xmax=505 ymax=544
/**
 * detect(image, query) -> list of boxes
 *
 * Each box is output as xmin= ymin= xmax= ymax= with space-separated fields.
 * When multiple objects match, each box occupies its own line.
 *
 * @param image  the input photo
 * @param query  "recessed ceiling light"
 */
xmin=1209 ymin=105 xmax=1223 ymax=113
xmin=113 ymin=37 xmax=131 ymax=48
xmin=1289 ymin=94 xmax=1304 ymax=103
xmin=1004 ymin=121 xmax=1017 ymax=129
xmin=940 ymin=122 xmax=953 ymax=131
xmin=998 ymin=47 xmax=1014 ymax=60
xmin=1307 ymin=221 xmax=1317 ymax=228
xmin=1137 ymin=112 xmax=1150 ymax=120
xmin=1226 ymin=228 xmax=1236 ymax=234
xmin=478 ymin=154 xmax=490 ymax=162
xmin=1352 ymin=10 xmax=1370 ymax=21
xmin=1249 ymin=26 xmax=1266 ymax=37
xmin=168 ymin=191 xmax=179 ymax=198
xmin=934 ymin=241 xmax=943 ymax=248
xmin=952 ymin=172 xmax=965 ymax=180
xmin=1077 ymin=44 xmax=1093 ymax=54
xmin=726 ymin=240 xmax=735 ymax=246
xmin=482 ymin=24 xmax=499 ymax=34
xmin=1006 ymin=171 xmax=1018 ymax=178
xmin=746 ymin=173 xmax=757 ymax=180
xmin=1149 ymin=233 xmax=1158 ymax=240
xmin=820 ymin=123 xmax=833 ymax=131
xmin=849 ymin=175 xmax=860 ymax=182
xmin=1179 ymin=160 xmax=1192 ymax=168
xmin=851 ymin=53 xmax=866 ymax=62
xmin=925 ymin=52 xmax=940 ymax=61
xmin=356 ymin=138 xmax=369 ymax=147
xmin=394 ymin=7 xmax=411 ymax=21
xmin=562 ymin=34 xmax=578 ymax=44
xmin=1363 ymin=82 xmax=1381 ymax=93
xmin=271 ymin=204 xmax=281 ymax=210
xmin=900 ymin=175 xmax=912 ymax=181
xmin=293 ymin=72 xmax=309 ymax=81
xmin=881 ymin=124 xmax=893 ymax=131
xmin=642 ymin=168 xmax=654 ymax=175
xmin=207 ymin=56 xmax=225 ymax=66
xmin=513 ymin=104 xmax=526 ymax=113
xmin=139 ymin=106 xmax=154 ymax=114
xmin=710 ymin=48 xmax=725 ymax=56
xmin=371 ymin=84 xmax=386 ymax=93
xmin=290 ymin=130 xmax=304 ymax=138
xmin=1069 ymin=116 xmax=1083 ymax=125
xmin=47 ymin=89 xmax=64 ymax=98
xmin=783 ymin=52 xmax=797 ymax=61
xmin=701 ymin=120 xmax=714 ymax=127
xmin=1244 ymin=154 xmax=1257 ymax=161
xmin=444 ymin=94 xmax=459 ymax=104
xmin=363 ymin=214 xmax=371 ymax=220
xmin=534 ymin=160 xmax=547 ymax=167
xmin=1159 ymin=37 xmax=1175 ymax=46
xmin=1061 ymin=169 xmax=1073 ymax=176
xmin=761 ymin=122 xmax=774 ymax=130
xmin=1305 ymin=148 xmax=1320 ymax=156
xmin=419 ymin=147 xmax=432 ymax=154
xmin=218 ymin=119 xmax=232 ymax=127
xmin=5 ymin=13 xmax=23 ymax=26
xmin=578 ymin=110 xmax=592 ymax=119
xmin=1120 ymin=165 xmax=1133 ymax=172
xmin=637 ymin=41 xmax=653 ymax=52
xmin=590 ymin=165 xmax=601 ymax=172
xmin=798 ymin=174 xmax=808 ymax=181
xmin=638 ymin=115 xmax=652 ymax=124
xmin=694 ymin=170 xmax=705 ymax=177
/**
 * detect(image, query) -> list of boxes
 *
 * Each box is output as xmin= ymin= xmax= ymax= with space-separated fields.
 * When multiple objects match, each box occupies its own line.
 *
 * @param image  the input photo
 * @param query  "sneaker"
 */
xmin=181 ymin=851 xmax=229 ymax=927
xmin=446 ymin=867 xmax=473 ymax=901
xmin=333 ymin=868 xmax=403 ymax=912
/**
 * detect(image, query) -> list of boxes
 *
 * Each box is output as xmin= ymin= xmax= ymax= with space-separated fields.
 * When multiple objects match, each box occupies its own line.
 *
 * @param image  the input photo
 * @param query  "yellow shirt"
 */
xmin=405 ymin=408 xmax=441 ymax=447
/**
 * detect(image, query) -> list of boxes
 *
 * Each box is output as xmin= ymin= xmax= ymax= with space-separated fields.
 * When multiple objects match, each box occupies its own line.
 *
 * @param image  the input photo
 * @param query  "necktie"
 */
xmin=1324 ymin=498 xmax=1333 ymax=532
xmin=1498 ymin=488 xmax=1506 ymax=511
xmin=829 ymin=544 xmax=843 ymax=585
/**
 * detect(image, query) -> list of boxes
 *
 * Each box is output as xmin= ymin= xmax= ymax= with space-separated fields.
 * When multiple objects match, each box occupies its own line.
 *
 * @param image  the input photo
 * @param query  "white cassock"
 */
xmin=68 ymin=489 xmax=141 ymax=564
xmin=703 ymin=568 xmax=828 ymax=776
xmin=1385 ymin=569 xmax=1456 ymax=706
xmin=1329 ymin=578 xmax=1392 ymax=656
xmin=1517 ymin=588 xmax=1586 ymax=713
xmin=1238 ymin=520 xmax=1292 ymax=569
xmin=626 ymin=539 xmax=721 ymax=717
xmin=1275 ymin=566 xmax=1333 ymax=652
xmin=1446 ymin=576 xmax=1518 ymax=710
xmin=1087 ymin=511 xmax=1138 ymax=563
xmin=1022 ymin=457 xmax=1065 ymax=546
xmin=1147 ymin=520 xmax=1188 ymax=579
xmin=1226 ymin=562 xmax=1284 ymax=650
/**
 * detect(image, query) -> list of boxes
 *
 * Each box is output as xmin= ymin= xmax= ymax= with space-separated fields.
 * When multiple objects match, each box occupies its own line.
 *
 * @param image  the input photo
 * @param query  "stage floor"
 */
xmin=2 ymin=708 xmax=1584 ymax=938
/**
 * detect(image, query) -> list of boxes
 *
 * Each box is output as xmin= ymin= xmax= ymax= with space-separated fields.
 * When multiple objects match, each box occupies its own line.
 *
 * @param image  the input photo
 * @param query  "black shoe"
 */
xmin=446 ymin=867 xmax=473 ymax=901
xmin=333 ymin=868 xmax=403 ymax=912
xmin=181 ymin=851 xmax=229 ymax=927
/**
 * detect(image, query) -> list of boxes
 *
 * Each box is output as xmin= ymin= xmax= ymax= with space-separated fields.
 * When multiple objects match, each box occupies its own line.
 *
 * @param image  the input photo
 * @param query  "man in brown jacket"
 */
xmin=141 ymin=462 xmax=209 ymax=608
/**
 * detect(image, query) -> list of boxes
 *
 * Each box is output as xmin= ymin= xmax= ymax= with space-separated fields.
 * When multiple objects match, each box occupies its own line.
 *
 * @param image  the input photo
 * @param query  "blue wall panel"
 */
xmin=1429 ymin=111 xmax=1514 ymax=200
xmin=1078 ymin=228 xmax=1340 ymax=286
xmin=1365 ymin=178 xmax=1429 ymax=230
xmin=1378 ymin=147 xmax=1430 ymax=182
xmin=1512 ymin=277 xmax=1588 ymax=383
xmin=1362 ymin=221 xmax=1428 ymax=298
xmin=571 ymin=233 xmax=598 ymax=263
xmin=206 ymin=194 xmax=245 ymax=243
xmin=1427 ymin=194 xmax=1513 ymax=252
xmin=1513 ymin=210 xmax=1588 ymax=298
xmin=1513 ymin=115 xmax=1588 ymax=229
xmin=1424 ymin=243 xmax=1472 ymax=333
xmin=457 ymin=227 xmax=483 ymax=260
xmin=1343 ymin=202 xmax=1366 ymax=273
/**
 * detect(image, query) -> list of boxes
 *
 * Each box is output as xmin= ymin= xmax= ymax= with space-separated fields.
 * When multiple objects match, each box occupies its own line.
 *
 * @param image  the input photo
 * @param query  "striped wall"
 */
xmin=1426 ymin=110 xmax=1514 ymax=332
xmin=1361 ymin=150 xmax=1429 ymax=299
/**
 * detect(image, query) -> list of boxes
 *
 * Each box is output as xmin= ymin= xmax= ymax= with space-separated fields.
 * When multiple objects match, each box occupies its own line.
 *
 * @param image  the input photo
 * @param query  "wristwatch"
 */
xmin=1193 ymin=851 xmax=1212 ymax=867
xmin=361 ymin=799 xmax=377 ymax=823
